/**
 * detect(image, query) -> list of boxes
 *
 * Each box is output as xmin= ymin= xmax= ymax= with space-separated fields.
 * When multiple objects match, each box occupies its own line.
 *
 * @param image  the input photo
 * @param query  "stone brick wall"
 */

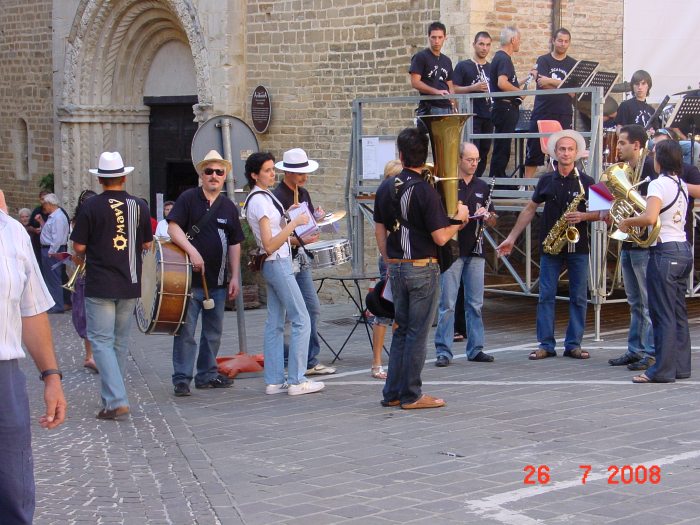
xmin=0 ymin=0 xmax=54 ymax=213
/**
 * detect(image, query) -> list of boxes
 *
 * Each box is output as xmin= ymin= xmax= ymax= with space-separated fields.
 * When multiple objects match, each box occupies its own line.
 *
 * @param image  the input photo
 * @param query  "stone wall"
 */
xmin=0 ymin=0 xmax=55 ymax=212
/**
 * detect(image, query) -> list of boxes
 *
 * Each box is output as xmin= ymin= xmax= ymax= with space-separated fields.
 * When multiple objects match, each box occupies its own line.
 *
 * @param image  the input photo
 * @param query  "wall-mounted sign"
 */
xmin=251 ymin=85 xmax=271 ymax=133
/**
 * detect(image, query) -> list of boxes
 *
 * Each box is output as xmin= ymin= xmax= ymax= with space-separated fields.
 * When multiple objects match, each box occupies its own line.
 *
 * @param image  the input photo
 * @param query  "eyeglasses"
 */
xmin=203 ymin=168 xmax=226 ymax=176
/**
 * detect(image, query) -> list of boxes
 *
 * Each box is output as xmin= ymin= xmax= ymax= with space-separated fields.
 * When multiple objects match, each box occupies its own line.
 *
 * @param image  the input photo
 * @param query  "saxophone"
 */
xmin=542 ymin=171 xmax=587 ymax=255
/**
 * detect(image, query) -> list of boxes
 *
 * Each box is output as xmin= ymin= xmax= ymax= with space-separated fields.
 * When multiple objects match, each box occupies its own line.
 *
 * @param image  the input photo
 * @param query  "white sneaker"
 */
xmin=288 ymin=381 xmax=325 ymax=396
xmin=305 ymin=363 xmax=336 ymax=376
xmin=265 ymin=383 xmax=289 ymax=395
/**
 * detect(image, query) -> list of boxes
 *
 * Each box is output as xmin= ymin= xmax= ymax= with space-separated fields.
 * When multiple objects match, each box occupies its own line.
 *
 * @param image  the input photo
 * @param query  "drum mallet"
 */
xmin=201 ymin=271 xmax=215 ymax=310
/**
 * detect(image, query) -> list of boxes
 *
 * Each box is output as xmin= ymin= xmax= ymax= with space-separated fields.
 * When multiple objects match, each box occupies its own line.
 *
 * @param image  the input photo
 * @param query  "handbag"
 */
xmin=247 ymin=249 xmax=267 ymax=273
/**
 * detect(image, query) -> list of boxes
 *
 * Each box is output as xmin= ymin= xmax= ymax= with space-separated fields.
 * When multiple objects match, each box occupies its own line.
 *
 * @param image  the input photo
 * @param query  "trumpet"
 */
xmin=476 ymin=63 xmax=493 ymax=106
xmin=62 ymin=261 xmax=85 ymax=293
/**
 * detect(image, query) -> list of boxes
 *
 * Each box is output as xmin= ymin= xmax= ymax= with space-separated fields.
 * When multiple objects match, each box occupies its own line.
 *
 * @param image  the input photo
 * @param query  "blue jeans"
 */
xmin=645 ymin=242 xmax=692 ymax=382
xmin=295 ymin=263 xmax=321 ymax=368
xmin=85 ymin=296 xmax=137 ymax=409
xmin=536 ymin=252 xmax=589 ymax=354
xmin=383 ymin=262 xmax=439 ymax=404
xmin=172 ymin=286 xmax=227 ymax=386
xmin=41 ymin=246 xmax=65 ymax=312
xmin=435 ymin=256 xmax=486 ymax=360
xmin=263 ymin=257 xmax=310 ymax=385
xmin=0 ymin=360 xmax=34 ymax=524
xmin=621 ymin=249 xmax=654 ymax=358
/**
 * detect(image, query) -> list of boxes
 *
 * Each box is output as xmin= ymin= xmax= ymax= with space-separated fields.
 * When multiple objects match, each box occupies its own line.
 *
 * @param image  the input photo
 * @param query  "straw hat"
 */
xmin=195 ymin=150 xmax=232 ymax=174
xmin=88 ymin=152 xmax=134 ymax=177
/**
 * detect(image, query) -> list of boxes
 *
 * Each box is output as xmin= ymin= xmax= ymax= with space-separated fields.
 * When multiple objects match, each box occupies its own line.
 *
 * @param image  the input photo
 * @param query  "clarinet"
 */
xmin=472 ymin=176 xmax=496 ymax=255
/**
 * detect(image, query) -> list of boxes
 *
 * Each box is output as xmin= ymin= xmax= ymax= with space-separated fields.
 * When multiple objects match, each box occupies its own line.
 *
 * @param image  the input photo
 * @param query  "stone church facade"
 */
xmin=1 ymin=0 xmax=622 ymax=217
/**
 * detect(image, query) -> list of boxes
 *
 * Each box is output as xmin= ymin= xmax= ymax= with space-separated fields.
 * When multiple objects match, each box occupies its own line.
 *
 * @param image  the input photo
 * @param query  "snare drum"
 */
xmin=135 ymin=238 xmax=192 ymax=335
xmin=305 ymin=239 xmax=352 ymax=269
xmin=602 ymin=129 xmax=619 ymax=166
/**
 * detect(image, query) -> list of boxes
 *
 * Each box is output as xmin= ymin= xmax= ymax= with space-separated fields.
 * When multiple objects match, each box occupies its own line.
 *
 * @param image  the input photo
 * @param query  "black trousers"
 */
xmin=489 ymin=102 xmax=520 ymax=178
xmin=472 ymin=116 xmax=494 ymax=178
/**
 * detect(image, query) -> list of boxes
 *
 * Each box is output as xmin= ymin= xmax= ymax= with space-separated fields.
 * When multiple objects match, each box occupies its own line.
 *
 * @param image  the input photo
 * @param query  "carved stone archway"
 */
xmin=57 ymin=0 xmax=212 ymax=206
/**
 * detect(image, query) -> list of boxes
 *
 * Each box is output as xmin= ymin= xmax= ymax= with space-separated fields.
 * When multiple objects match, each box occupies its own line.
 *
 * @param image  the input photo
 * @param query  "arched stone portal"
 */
xmin=57 ymin=0 xmax=212 ymax=206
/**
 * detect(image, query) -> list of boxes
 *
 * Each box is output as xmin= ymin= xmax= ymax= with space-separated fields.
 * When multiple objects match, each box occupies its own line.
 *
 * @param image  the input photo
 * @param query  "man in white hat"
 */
xmin=497 ymin=130 xmax=600 ymax=360
xmin=167 ymin=149 xmax=245 ymax=396
xmin=273 ymin=148 xmax=336 ymax=376
xmin=71 ymin=151 xmax=153 ymax=419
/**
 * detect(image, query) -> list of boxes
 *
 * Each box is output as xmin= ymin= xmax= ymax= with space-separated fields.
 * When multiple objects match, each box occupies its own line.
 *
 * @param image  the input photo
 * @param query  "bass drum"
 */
xmin=135 ymin=238 xmax=192 ymax=335
xmin=305 ymin=239 xmax=352 ymax=269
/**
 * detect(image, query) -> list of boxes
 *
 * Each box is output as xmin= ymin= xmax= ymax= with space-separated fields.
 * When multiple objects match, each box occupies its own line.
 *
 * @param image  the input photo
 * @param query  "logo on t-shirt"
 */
xmin=428 ymin=65 xmax=449 ymax=82
xmin=109 ymin=198 xmax=128 ymax=251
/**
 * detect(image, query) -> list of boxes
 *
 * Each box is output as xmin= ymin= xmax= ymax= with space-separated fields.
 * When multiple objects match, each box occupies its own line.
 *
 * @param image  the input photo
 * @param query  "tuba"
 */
xmin=418 ymin=113 xmax=473 ymax=219
xmin=603 ymin=148 xmax=660 ymax=247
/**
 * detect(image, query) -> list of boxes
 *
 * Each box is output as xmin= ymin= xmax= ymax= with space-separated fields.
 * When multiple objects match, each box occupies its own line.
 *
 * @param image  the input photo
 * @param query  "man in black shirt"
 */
xmin=410 ymin=21 xmax=455 ymax=120
xmin=71 ymin=151 xmax=153 ymax=419
xmin=524 ymin=28 xmax=577 ymax=178
xmin=615 ymin=70 xmax=660 ymax=131
xmin=168 ymin=150 xmax=244 ymax=397
xmin=453 ymin=31 xmax=493 ymax=178
xmin=434 ymin=142 xmax=497 ymax=367
xmin=374 ymin=127 xmax=468 ymax=409
xmin=489 ymin=26 xmax=526 ymax=179
xmin=497 ymin=130 xmax=600 ymax=360
xmin=273 ymin=148 xmax=336 ymax=377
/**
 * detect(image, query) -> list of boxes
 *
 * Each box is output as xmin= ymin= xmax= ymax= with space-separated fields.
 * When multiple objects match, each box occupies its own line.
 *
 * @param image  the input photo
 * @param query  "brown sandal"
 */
xmin=563 ymin=348 xmax=590 ymax=359
xmin=401 ymin=394 xmax=446 ymax=409
xmin=529 ymin=349 xmax=554 ymax=360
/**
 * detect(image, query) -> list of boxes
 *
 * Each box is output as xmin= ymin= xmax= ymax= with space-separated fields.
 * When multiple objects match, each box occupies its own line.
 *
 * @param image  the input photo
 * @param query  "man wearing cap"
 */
xmin=497 ymin=130 xmax=599 ymax=360
xmin=167 ymin=150 xmax=244 ymax=397
xmin=273 ymin=148 xmax=336 ymax=376
xmin=71 ymin=151 xmax=153 ymax=419
xmin=37 ymin=193 xmax=70 ymax=313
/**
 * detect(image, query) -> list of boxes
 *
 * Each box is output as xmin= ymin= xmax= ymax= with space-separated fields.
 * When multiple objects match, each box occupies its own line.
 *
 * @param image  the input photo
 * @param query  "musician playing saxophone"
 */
xmin=434 ymin=142 xmax=497 ymax=367
xmin=497 ymin=130 xmax=599 ymax=361
xmin=453 ymin=32 xmax=494 ymax=178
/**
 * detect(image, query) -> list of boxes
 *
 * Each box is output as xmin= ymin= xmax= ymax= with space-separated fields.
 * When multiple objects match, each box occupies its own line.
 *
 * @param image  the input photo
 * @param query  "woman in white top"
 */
xmin=244 ymin=152 xmax=325 ymax=396
xmin=619 ymin=140 xmax=692 ymax=383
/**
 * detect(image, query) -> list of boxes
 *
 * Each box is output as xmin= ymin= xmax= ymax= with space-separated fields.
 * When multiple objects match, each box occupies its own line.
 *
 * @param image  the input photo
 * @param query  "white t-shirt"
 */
xmin=154 ymin=218 xmax=170 ymax=239
xmin=0 ymin=209 xmax=54 ymax=360
xmin=245 ymin=189 xmax=290 ymax=260
xmin=646 ymin=174 xmax=688 ymax=244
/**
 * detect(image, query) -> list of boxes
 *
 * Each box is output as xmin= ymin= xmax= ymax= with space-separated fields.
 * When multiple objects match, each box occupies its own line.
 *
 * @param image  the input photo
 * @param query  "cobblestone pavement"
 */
xmin=24 ymin=295 xmax=700 ymax=524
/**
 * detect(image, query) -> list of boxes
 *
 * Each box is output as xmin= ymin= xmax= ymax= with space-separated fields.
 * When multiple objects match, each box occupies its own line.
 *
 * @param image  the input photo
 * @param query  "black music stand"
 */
xmin=508 ymin=109 xmax=532 ymax=178
xmin=668 ymin=96 xmax=700 ymax=166
xmin=578 ymin=71 xmax=618 ymax=103
xmin=559 ymin=60 xmax=598 ymax=131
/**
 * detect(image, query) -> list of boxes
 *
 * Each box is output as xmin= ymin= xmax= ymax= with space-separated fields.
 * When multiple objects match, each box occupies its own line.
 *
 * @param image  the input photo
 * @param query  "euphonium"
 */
xmin=603 ymin=158 xmax=660 ymax=247
xmin=418 ymin=113 xmax=472 ymax=219
xmin=62 ymin=261 xmax=85 ymax=293
xmin=542 ymin=171 xmax=587 ymax=255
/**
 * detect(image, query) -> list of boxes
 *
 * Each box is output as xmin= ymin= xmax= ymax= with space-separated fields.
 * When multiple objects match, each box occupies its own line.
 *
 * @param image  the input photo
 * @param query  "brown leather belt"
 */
xmin=385 ymin=258 xmax=438 ymax=267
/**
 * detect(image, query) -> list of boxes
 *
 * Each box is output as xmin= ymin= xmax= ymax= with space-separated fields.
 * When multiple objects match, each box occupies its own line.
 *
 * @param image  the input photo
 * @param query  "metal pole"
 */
xmin=218 ymin=117 xmax=248 ymax=353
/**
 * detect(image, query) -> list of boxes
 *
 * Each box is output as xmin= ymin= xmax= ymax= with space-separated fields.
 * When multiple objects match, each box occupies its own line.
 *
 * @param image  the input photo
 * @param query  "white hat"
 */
xmin=274 ymin=148 xmax=319 ymax=173
xmin=195 ymin=150 xmax=232 ymax=174
xmin=547 ymin=130 xmax=587 ymax=161
xmin=89 ymin=151 xmax=134 ymax=177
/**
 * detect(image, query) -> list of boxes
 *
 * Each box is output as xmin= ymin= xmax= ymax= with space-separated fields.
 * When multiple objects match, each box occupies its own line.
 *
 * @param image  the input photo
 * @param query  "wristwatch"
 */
xmin=40 ymin=369 xmax=63 ymax=381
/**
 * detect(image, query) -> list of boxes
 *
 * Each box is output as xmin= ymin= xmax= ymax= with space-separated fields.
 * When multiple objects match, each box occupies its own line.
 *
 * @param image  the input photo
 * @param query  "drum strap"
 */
xmin=186 ymin=194 xmax=224 ymax=240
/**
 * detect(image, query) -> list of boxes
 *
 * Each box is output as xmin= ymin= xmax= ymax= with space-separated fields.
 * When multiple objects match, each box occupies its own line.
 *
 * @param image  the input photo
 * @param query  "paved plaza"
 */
xmin=25 ymin=293 xmax=700 ymax=525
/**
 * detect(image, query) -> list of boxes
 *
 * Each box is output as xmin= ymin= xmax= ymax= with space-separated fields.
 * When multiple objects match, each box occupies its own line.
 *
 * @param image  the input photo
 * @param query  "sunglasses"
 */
xmin=203 ymin=168 xmax=226 ymax=176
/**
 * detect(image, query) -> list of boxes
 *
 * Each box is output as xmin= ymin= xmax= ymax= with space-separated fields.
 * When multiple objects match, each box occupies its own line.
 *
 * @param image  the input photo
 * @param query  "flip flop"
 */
xmin=401 ymin=394 xmax=446 ymax=410
xmin=84 ymin=361 xmax=99 ymax=374
xmin=632 ymin=373 xmax=653 ymax=383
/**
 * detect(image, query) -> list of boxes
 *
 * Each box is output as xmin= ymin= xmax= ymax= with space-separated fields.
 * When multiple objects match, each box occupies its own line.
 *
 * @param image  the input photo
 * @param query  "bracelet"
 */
xmin=40 ymin=369 xmax=63 ymax=381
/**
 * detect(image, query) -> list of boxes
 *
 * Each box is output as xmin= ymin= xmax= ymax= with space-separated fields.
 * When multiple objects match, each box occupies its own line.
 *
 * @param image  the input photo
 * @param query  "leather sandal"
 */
xmin=529 ymin=349 xmax=554 ymax=360
xmin=400 ymin=394 xmax=446 ymax=410
xmin=563 ymin=348 xmax=590 ymax=359
xmin=380 ymin=399 xmax=400 ymax=407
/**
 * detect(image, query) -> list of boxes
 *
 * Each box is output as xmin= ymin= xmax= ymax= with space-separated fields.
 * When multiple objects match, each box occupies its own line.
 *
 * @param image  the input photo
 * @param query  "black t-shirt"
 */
xmin=489 ymin=50 xmax=519 ymax=104
xmin=167 ymin=188 xmax=244 ymax=289
xmin=273 ymin=181 xmax=316 ymax=256
xmin=71 ymin=190 xmax=153 ymax=299
xmin=615 ymin=98 xmax=660 ymax=129
xmin=531 ymin=170 xmax=594 ymax=254
xmin=373 ymin=169 xmax=451 ymax=259
xmin=453 ymin=59 xmax=492 ymax=118
xmin=409 ymin=48 xmax=454 ymax=110
xmin=531 ymin=54 xmax=577 ymax=118
xmin=457 ymin=177 xmax=495 ymax=257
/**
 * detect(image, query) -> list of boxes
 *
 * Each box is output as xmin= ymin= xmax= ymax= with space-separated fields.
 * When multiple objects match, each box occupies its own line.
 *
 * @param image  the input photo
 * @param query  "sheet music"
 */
xmin=287 ymin=201 xmax=318 ymax=238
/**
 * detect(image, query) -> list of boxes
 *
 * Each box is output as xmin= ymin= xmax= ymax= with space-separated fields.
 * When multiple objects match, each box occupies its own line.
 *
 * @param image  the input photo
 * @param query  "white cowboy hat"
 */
xmin=89 ymin=151 xmax=134 ymax=177
xmin=274 ymin=148 xmax=319 ymax=173
xmin=195 ymin=150 xmax=232 ymax=174
xmin=547 ymin=129 xmax=587 ymax=161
